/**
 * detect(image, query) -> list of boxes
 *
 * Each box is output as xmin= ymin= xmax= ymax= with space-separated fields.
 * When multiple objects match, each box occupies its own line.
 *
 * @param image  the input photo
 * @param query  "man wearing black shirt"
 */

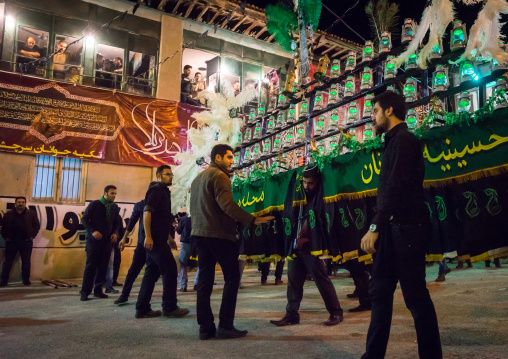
xmin=360 ymin=91 xmax=442 ymax=359
xmin=135 ymin=165 xmax=189 ymax=319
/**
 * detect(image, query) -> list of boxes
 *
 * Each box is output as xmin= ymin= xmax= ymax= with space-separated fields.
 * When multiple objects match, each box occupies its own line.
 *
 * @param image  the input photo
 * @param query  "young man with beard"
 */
xmin=190 ymin=144 xmax=274 ymax=340
xmin=270 ymin=165 xmax=343 ymax=327
xmin=360 ymin=91 xmax=442 ymax=359
xmin=135 ymin=165 xmax=189 ymax=319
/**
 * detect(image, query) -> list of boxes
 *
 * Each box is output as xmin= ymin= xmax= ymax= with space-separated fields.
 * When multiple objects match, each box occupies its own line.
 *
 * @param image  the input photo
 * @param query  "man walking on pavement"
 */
xmin=135 ymin=165 xmax=189 ymax=319
xmin=190 ymin=144 xmax=274 ymax=340
xmin=80 ymin=185 xmax=121 ymax=301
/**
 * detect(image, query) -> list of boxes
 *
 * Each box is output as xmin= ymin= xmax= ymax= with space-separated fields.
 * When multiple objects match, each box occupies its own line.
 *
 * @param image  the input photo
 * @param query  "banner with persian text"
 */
xmin=0 ymin=71 xmax=203 ymax=167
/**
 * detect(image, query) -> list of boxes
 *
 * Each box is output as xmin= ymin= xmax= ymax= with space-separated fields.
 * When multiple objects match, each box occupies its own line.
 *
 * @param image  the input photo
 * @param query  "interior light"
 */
xmin=5 ymin=15 xmax=15 ymax=26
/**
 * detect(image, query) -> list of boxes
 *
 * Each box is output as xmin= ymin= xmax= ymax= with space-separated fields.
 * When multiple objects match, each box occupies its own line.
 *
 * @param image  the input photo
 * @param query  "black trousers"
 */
xmin=286 ymin=253 xmax=342 ymax=319
xmin=113 ymin=245 xmax=121 ymax=283
xmin=195 ymin=236 xmax=240 ymax=332
xmin=135 ymin=242 xmax=177 ymax=313
xmin=121 ymin=243 xmax=146 ymax=299
xmin=261 ymin=260 xmax=284 ymax=281
xmin=362 ymin=223 xmax=442 ymax=359
xmin=1 ymin=240 xmax=33 ymax=283
xmin=346 ymin=259 xmax=371 ymax=307
xmin=81 ymin=238 xmax=111 ymax=295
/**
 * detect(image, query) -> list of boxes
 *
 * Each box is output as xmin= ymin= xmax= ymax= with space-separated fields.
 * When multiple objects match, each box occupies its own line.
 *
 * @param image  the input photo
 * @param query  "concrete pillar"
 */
xmin=157 ymin=15 xmax=183 ymax=102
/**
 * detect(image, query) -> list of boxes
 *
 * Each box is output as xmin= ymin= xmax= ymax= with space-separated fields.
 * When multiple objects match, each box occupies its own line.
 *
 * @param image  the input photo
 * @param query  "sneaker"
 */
xmin=93 ymin=292 xmax=108 ymax=299
xmin=216 ymin=326 xmax=248 ymax=339
xmin=162 ymin=306 xmax=190 ymax=318
xmin=324 ymin=314 xmax=344 ymax=326
xmin=270 ymin=316 xmax=300 ymax=326
xmin=112 ymin=281 xmax=123 ymax=287
xmin=135 ymin=310 xmax=161 ymax=319
xmin=114 ymin=296 xmax=128 ymax=305
xmin=105 ymin=288 xmax=119 ymax=294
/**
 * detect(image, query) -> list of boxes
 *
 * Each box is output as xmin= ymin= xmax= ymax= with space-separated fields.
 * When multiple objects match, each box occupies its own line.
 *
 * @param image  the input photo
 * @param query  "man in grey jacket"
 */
xmin=191 ymin=144 xmax=273 ymax=340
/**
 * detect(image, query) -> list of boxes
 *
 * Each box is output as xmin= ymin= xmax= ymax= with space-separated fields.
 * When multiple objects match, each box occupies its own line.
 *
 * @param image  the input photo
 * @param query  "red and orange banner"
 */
xmin=0 ymin=71 xmax=203 ymax=167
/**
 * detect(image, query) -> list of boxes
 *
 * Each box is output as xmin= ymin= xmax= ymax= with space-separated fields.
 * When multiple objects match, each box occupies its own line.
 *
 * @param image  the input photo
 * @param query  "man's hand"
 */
xmin=92 ymin=231 xmax=103 ymax=240
xmin=254 ymin=216 xmax=275 ymax=225
xmin=361 ymin=230 xmax=379 ymax=254
xmin=168 ymin=236 xmax=177 ymax=250
xmin=118 ymin=238 xmax=126 ymax=251
xmin=144 ymin=236 xmax=154 ymax=250
xmin=110 ymin=233 xmax=118 ymax=244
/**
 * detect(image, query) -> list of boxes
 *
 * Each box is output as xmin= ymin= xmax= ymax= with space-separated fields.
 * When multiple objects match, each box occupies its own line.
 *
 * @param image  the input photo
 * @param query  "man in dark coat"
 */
xmin=80 ymin=185 xmax=121 ymax=301
xmin=0 ymin=197 xmax=40 ymax=286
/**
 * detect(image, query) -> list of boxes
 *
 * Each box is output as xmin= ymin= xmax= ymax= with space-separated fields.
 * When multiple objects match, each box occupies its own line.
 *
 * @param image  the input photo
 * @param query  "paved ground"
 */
xmin=0 ymin=260 xmax=507 ymax=359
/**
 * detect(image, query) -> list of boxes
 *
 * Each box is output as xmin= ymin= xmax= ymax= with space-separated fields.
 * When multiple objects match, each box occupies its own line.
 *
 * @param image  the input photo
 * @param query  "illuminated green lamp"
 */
xmin=263 ymin=139 xmax=271 ymax=153
xmin=283 ymin=130 xmax=294 ymax=148
xmin=317 ymin=140 xmax=326 ymax=154
xmin=384 ymin=55 xmax=397 ymax=79
xmin=379 ymin=31 xmax=392 ymax=53
xmin=430 ymin=38 xmax=443 ymax=59
xmin=344 ymin=76 xmax=355 ymax=97
xmin=329 ymin=135 xmax=339 ymax=148
xmin=248 ymin=108 xmax=257 ymax=124
xmin=273 ymin=133 xmax=282 ymax=152
xmin=243 ymin=128 xmax=252 ymax=143
xmin=493 ymin=78 xmax=508 ymax=110
xmin=405 ymin=52 xmax=418 ymax=70
xmin=258 ymin=101 xmax=266 ymax=116
xmin=253 ymin=121 xmax=263 ymax=139
xmin=300 ymin=98 xmax=309 ymax=116
xmin=457 ymin=91 xmax=472 ymax=113
xmin=363 ymin=40 xmax=374 ymax=62
xmin=287 ymin=104 xmax=296 ymax=123
xmin=266 ymin=115 xmax=275 ymax=134
xmin=329 ymin=84 xmax=339 ymax=104
xmin=403 ymin=78 xmax=417 ymax=102
xmin=278 ymin=93 xmax=286 ymax=107
xmin=314 ymin=115 xmax=326 ymax=136
xmin=268 ymin=94 xmax=277 ymax=112
xmin=460 ymin=60 xmax=477 ymax=83
xmin=275 ymin=112 xmax=284 ymax=129
xmin=402 ymin=18 xmax=416 ymax=43
xmin=330 ymin=59 xmax=341 ymax=78
xmin=363 ymin=123 xmax=374 ymax=141
xmin=348 ymin=128 xmax=356 ymax=140
xmin=314 ymin=91 xmax=324 ymax=110
xmin=252 ymin=143 xmax=262 ymax=160
xmin=363 ymin=94 xmax=374 ymax=118
xmin=406 ymin=108 xmax=418 ymax=131
xmin=243 ymin=147 xmax=251 ymax=162
xmin=345 ymin=52 xmax=356 ymax=71
xmin=432 ymin=64 xmax=449 ymax=92
xmin=347 ymin=101 xmax=359 ymax=125
xmin=450 ymin=20 xmax=467 ymax=51
xmin=386 ymin=85 xmax=395 ymax=91
xmin=361 ymin=67 xmax=373 ymax=90
xmin=296 ymin=123 xmax=306 ymax=141
xmin=328 ymin=109 xmax=340 ymax=132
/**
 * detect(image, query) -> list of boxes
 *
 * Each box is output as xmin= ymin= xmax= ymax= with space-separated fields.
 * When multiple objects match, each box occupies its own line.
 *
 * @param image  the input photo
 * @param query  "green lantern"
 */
xmin=460 ymin=60 xmax=477 ymax=83
xmin=287 ymin=104 xmax=296 ymax=123
xmin=275 ymin=112 xmax=284 ymax=129
xmin=384 ymin=55 xmax=397 ymax=79
xmin=405 ymin=52 xmax=418 ymax=70
xmin=406 ymin=108 xmax=418 ymax=131
xmin=361 ymin=67 xmax=373 ymax=90
xmin=252 ymin=142 xmax=262 ymax=160
xmin=278 ymin=93 xmax=286 ymax=107
xmin=363 ymin=94 xmax=374 ymax=118
xmin=273 ymin=133 xmax=283 ymax=152
xmin=314 ymin=91 xmax=324 ymax=110
xmin=450 ymin=20 xmax=467 ymax=51
xmin=433 ymin=65 xmax=449 ymax=92
xmin=402 ymin=18 xmax=416 ymax=43
xmin=347 ymin=101 xmax=358 ymax=125
xmin=296 ymin=122 xmax=306 ymax=141
xmin=329 ymin=84 xmax=339 ymax=104
xmin=243 ymin=128 xmax=252 ymax=143
xmin=328 ymin=109 xmax=339 ymax=132
xmin=253 ymin=121 xmax=263 ymax=139
xmin=330 ymin=59 xmax=340 ymax=78
xmin=363 ymin=40 xmax=374 ymax=62
xmin=329 ymin=135 xmax=339 ymax=148
xmin=266 ymin=115 xmax=275 ymax=134
xmin=430 ymin=38 xmax=443 ymax=59
xmin=283 ymin=130 xmax=294 ymax=148
xmin=363 ymin=123 xmax=374 ymax=141
xmin=263 ymin=139 xmax=272 ymax=154
xmin=345 ymin=52 xmax=356 ymax=71
xmin=344 ymin=76 xmax=355 ymax=97
xmin=317 ymin=140 xmax=326 ymax=154
xmin=404 ymin=78 xmax=417 ymax=103
xmin=243 ymin=147 xmax=252 ymax=162
xmin=314 ymin=115 xmax=326 ymax=136
xmin=458 ymin=91 xmax=472 ymax=113
xmin=379 ymin=31 xmax=392 ymax=53
xmin=493 ymin=78 xmax=508 ymax=110
xmin=248 ymin=108 xmax=257 ymax=124
xmin=258 ymin=101 xmax=266 ymax=116
xmin=300 ymin=98 xmax=309 ymax=116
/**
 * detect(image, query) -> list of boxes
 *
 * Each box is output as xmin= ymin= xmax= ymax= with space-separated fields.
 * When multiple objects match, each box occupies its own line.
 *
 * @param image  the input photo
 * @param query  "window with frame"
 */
xmin=16 ymin=26 xmax=49 ymax=77
xmin=32 ymin=155 xmax=86 ymax=203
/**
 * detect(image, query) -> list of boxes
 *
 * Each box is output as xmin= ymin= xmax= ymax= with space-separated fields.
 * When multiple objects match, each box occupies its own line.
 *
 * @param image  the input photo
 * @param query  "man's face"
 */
xmin=185 ymin=68 xmax=192 ymax=76
xmin=372 ymin=102 xmax=390 ymax=135
xmin=57 ymin=41 xmax=68 ymax=53
xmin=233 ymin=82 xmax=240 ymax=91
xmin=195 ymin=73 xmax=201 ymax=81
xmin=70 ymin=67 xmax=79 ymax=75
xmin=216 ymin=150 xmax=234 ymax=171
xmin=15 ymin=198 xmax=26 ymax=211
xmin=26 ymin=37 xmax=35 ymax=49
xmin=159 ymin=168 xmax=174 ymax=186
xmin=104 ymin=189 xmax=117 ymax=203
xmin=303 ymin=176 xmax=317 ymax=195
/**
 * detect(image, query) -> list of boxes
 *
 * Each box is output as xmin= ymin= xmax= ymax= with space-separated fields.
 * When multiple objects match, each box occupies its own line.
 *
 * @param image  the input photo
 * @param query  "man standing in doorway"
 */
xmin=0 ymin=197 xmax=40 ymax=286
xmin=80 ymin=185 xmax=121 ymax=301
xmin=190 ymin=144 xmax=274 ymax=340
xmin=135 ymin=165 xmax=189 ymax=319
xmin=360 ymin=91 xmax=442 ymax=359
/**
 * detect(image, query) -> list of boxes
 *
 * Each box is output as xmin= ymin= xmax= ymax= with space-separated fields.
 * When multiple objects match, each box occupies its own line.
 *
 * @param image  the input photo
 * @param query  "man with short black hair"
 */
xmin=181 ymin=65 xmax=201 ymax=106
xmin=360 ymin=91 xmax=442 ymax=359
xmin=80 ymin=185 xmax=121 ymax=301
xmin=0 ymin=197 xmax=40 ymax=286
xmin=135 ymin=165 xmax=189 ymax=319
xmin=191 ymin=144 xmax=274 ymax=339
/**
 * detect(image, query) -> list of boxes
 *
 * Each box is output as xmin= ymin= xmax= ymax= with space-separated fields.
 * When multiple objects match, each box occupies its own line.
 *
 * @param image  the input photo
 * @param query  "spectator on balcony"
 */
xmin=52 ymin=40 xmax=68 ymax=80
xmin=191 ymin=72 xmax=206 ymax=100
xmin=19 ymin=37 xmax=41 ymax=58
xmin=181 ymin=65 xmax=201 ymax=107
xmin=18 ymin=37 xmax=42 ymax=75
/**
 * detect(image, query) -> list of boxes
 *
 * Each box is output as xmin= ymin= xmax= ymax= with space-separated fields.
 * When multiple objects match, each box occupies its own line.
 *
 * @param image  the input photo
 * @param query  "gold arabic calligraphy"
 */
xmin=238 ymin=191 xmax=265 ymax=207
xmin=0 ymin=142 xmax=101 ymax=158
xmin=361 ymin=152 xmax=382 ymax=184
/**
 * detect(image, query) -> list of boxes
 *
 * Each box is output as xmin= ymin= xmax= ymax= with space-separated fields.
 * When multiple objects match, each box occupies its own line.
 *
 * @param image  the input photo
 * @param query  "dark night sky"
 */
xmin=248 ymin=0 xmax=506 ymax=46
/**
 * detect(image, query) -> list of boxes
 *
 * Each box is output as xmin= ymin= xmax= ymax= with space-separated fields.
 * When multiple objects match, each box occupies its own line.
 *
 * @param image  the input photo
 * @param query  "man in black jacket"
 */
xmin=360 ymin=91 xmax=442 ymax=359
xmin=135 ymin=165 xmax=189 ymax=319
xmin=1 ymin=197 xmax=40 ymax=286
xmin=80 ymin=185 xmax=121 ymax=301
xmin=177 ymin=212 xmax=193 ymax=292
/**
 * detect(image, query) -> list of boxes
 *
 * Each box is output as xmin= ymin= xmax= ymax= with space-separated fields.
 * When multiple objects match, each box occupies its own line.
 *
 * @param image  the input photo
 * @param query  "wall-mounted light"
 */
xmin=345 ymin=52 xmax=356 ymax=71
xmin=430 ymin=38 xmax=443 ymax=59
xmin=361 ymin=67 xmax=373 ymax=90
xmin=460 ymin=60 xmax=477 ymax=83
xmin=314 ymin=115 xmax=326 ymax=137
xmin=347 ymin=101 xmax=358 ymax=125
xmin=287 ymin=104 xmax=296 ymax=123
xmin=5 ymin=15 xmax=15 ymax=26
xmin=450 ymin=20 xmax=467 ymax=51
xmin=363 ymin=41 xmax=374 ymax=62
xmin=379 ymin=32 xmax=392 ymax=53
xmin=384 ymin=55 xmax=397 ymax=79
xmin=314 ymin=91 xmax=324 ymax=110
xmin=363 ymin=94 xmax=374 ymax=118
xmin=405 ymin=52 xmax=418 ymax=70
xmin=404 ymin=78 xmax=417 ymax=102
xmin=330 ymin=59 xmax=340 ymax=78
xmin=329 ymin=84 xmax=339 ymax=105
xmin=344 ymin=76 xmax=355 ymax=97
xmin=363 ymin=123 xmax=374 ymax=141
xmin=457 ymin=91 xmax=472 ymax=113
xmin=433 ymin=64 xmax=449 ymax=92
xmin=406 ymin=109 xmax=418 ymax=130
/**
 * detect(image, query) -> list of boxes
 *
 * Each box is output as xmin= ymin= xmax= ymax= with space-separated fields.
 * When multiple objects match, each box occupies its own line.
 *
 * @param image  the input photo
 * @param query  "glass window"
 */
xmin=95 ymin=44 xmax=124 ymax=89
xmin=52 ymin=35 xmax=83 ymax=83
xmin=60 ymin=158 xmax=83 ymax=202
xmin=16 ymin=26 xmax=49 ymax=77
xmin=33 ymin=155 xmax=57 ymax=200
xmin=126 ymin=51 xmax=155 ymax=95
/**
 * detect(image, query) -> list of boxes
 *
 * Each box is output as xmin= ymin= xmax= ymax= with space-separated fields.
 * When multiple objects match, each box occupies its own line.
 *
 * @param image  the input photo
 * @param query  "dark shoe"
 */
xmin=199 ymin=326 xmax=217 ymax=340
xmin=435 ymin=274 xmax=446 ymax=282
xmin=445 ymin=268 xmax=452 ymax=274
xmin=347 ymin=291 xmax=359 ymax=299
xmin=162 ymin=306 xmax=190 ymax=318
xmin=217 ymin=326 xmax=248 ymax=339
xmin=324 ymin=314 xmax=344 ymax=326
xmin=261 ymin=278 xmax=267 ymax=285
xmin=486 ymin=260 xmax=491 ymax=268
xmin=456 ymin=262 xmax=464 ymax=269
xmin=274 ymin=279 xmax=283 ymax=285
xmin=112 ymin=281 xmax=123 ymax=287
xmin=23 ymin=280 xmax=31 ymax=286
xmin=466 ymin=260 xmax=473 ymax=268
xmin=239 ymin=283 xmax=245 ymax=289
xmin=494 ymin=258 xmax=501 ymax=268
xmin=193 ymin=285 xmax=198 ymax=291
xmin=114 ymin=296 xmax=128 ymax=305
xmin=0 ymin=281 xmax=7 ymax=287
xmin=93 ymin=292 xmax=108 ymax=299
xmin=348 ymin=305 xmax=371 ymax=313
xmin=80 ymin=294 xmax=89 ymax=301
xmin=135 ymin=310 xmax=161 ymax=319
xmin=180 ymin=287 xmax=187 ymax=292
xmin=270 ymin=316 xmax=299 ymax=327
xmin=105 ymin=287 xmax=119 ymax=294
